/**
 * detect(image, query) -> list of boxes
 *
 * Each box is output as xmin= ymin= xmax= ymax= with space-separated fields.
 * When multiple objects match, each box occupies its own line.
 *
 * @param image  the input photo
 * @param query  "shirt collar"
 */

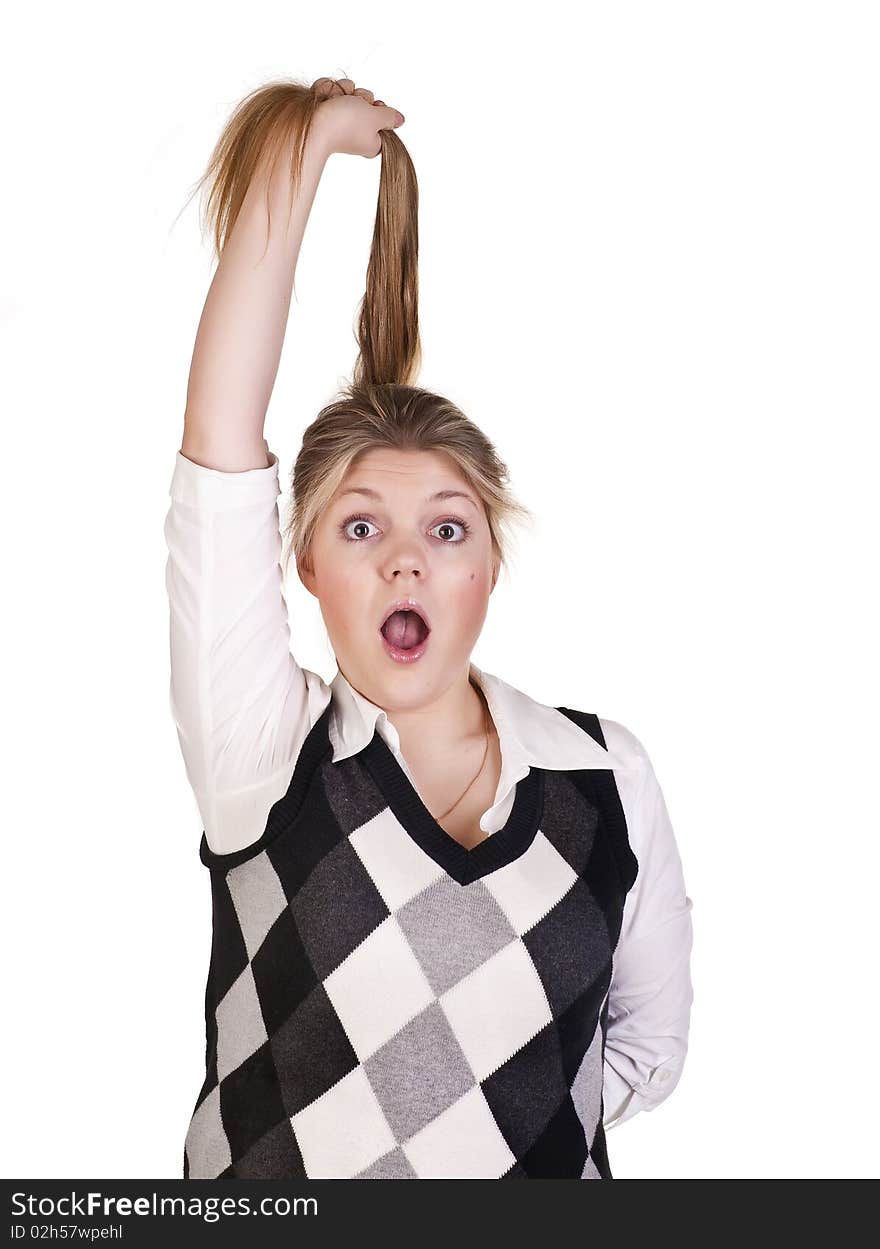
xmin=327 ymin=661 xmax=627 ymax=777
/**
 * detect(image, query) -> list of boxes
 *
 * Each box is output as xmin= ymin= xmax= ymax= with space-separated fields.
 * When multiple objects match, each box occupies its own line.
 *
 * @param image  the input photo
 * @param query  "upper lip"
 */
xmin=379 ymin=597 xmax=432 ymax=632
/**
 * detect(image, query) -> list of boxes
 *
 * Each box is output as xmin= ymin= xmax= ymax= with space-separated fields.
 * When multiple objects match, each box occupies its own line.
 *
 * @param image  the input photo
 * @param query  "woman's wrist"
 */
xmin=305 ymin=112 xmax=336 ymax=165
xmin=255 ymin=123 xmax=330 ymax=223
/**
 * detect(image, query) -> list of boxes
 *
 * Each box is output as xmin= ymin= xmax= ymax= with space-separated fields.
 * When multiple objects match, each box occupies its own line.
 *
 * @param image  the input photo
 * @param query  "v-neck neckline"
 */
xmin=359 ymin=726 xmax=546 ymax=886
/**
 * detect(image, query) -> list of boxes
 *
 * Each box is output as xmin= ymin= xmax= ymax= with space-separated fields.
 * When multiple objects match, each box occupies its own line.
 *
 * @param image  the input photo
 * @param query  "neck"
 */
xmin=352 ymin=665 xmax=492 ymax=760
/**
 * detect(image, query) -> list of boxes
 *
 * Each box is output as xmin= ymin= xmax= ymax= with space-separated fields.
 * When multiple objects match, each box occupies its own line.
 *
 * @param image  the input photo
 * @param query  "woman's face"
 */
xmin=299 ymin=447 xmax=499 ymax=713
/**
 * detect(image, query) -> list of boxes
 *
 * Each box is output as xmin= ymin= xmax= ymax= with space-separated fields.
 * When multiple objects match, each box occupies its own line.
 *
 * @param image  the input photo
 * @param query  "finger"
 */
xmin=311 ymin=77 xmax=335 ymax=98
xmin=334 ymin=78 xmax=356 ymax=94
xmin=354 ymin=87 xmax=375 ymax=103
xmin=376 ymin=104 xmax=405 ymax=128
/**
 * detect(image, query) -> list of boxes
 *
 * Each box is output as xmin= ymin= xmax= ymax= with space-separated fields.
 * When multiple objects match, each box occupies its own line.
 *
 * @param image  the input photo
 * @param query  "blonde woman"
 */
xmin=164 ymin=76 xmax=694 ymax=1180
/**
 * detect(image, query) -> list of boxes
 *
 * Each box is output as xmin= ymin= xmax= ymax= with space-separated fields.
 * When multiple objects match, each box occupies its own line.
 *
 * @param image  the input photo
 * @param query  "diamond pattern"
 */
xmin=183 ymin=709 xmax=637 ymax=1180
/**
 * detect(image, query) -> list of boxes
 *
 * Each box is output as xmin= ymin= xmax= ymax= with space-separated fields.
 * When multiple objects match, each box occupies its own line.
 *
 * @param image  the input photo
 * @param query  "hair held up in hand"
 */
xmin=189 ymin=76 xmax=532 ymax=583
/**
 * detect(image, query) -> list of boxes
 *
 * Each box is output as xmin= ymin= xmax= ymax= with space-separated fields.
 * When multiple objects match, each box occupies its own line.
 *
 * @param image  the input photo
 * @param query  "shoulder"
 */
xmin=474 ymin=668 xmax=652 ymax=783
xmin=596 ymin=716 xmax=651 ymax=780
xmin=552 ymin=700 xmax=649 ymax=781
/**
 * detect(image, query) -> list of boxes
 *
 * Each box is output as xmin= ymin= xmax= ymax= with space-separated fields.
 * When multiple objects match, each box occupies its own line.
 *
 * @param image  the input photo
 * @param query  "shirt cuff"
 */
xmin=169 ymin=447 xmax=280 ymax=510
xmin=604 ymin=1054 xmax=685 ymax=1130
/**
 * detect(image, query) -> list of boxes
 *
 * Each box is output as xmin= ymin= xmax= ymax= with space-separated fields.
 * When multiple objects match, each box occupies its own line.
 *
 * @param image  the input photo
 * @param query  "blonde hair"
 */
xmin=191 ymin=75 xmax=533 ymax=581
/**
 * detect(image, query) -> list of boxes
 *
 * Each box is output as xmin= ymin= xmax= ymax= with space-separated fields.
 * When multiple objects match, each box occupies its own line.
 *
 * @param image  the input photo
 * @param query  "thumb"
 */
xmin=373 ymin=101 xmax=405 ymax=129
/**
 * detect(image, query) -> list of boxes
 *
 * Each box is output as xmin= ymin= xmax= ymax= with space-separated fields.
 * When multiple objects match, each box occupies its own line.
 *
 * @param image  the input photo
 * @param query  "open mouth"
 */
xmin=379 ymin=605 xmax=431 ymax=661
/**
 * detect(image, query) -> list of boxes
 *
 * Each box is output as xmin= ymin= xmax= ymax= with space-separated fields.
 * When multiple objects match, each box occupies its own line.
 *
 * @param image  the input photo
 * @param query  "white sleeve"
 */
xmin=599 ymin=720 xmax=695 ymax=1130
xmin=163 ymin=447 xmax=328 ymax=856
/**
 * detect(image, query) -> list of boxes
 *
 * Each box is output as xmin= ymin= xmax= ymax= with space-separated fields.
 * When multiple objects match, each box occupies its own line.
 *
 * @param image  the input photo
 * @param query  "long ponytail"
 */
xmin=353 ymin=129 xmax=421 ymax=387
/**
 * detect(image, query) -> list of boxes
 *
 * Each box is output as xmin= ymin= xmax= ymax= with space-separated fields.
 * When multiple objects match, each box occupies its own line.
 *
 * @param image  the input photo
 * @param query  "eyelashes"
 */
xmin=338 ymin=513 xmax=473 ymax=544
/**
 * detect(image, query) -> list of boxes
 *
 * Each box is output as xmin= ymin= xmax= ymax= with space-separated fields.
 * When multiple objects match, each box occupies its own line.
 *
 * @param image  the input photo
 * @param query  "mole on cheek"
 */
xmin=470 ymin=572 xmax=475 ymax=580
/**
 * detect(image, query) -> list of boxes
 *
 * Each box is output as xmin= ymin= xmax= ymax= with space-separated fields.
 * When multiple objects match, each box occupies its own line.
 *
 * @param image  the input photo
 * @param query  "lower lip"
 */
xmin=379 ymin=628 xmax=431 ymax=663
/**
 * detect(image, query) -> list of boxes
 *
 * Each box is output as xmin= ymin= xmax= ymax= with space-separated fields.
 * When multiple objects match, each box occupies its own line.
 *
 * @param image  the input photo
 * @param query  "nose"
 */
xmin=382 ymin=548 xmax=422 ymax=580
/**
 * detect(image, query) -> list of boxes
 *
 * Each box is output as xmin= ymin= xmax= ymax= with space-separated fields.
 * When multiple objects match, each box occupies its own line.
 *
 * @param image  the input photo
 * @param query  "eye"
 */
xmin=339 ymin=514 xmax=379 ymax=541
xmin=430 ymin=518 xmax=472 ymax=542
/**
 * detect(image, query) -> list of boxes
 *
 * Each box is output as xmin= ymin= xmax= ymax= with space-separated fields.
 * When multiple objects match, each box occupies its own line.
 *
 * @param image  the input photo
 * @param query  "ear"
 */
xmin=297 ymin=553 xmax=317 ymax=597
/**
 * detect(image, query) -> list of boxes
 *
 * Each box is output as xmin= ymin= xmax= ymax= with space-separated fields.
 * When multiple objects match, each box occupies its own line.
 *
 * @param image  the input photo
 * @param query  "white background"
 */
xmin=2 ymin=0 xmax=878 ymax=1180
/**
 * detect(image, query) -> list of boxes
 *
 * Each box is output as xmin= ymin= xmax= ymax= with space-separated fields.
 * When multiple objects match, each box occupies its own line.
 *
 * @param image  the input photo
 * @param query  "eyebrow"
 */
xmin=335 ymin=486 xmax=479 ymax=509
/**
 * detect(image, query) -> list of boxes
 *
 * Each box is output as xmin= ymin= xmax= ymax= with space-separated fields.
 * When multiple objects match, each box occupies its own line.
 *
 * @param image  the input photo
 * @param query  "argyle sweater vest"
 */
xmin=182 ymin=702 xmax=639 ymax=1180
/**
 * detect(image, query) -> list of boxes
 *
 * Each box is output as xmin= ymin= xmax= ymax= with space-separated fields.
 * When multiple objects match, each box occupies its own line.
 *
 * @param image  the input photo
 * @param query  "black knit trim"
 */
xmin=554 ymin=706 xmax=639 ymax=895
xmin=360 ymin=726 xmax=545 ymax=886
xmin=198 ymin=704 xmax=335 ymax=871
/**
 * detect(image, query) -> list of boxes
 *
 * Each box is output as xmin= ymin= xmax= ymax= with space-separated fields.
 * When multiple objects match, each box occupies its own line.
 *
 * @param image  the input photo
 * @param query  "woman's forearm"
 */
xmin=181 ymin=129 xmax=331 ymax=472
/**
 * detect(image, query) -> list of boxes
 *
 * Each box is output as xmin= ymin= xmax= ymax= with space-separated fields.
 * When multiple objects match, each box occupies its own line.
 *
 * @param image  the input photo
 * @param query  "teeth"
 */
xmin=380 ymin=607 xmax=430 ymax=638
xmin=384 ymin=604 xmax=421 ymax=624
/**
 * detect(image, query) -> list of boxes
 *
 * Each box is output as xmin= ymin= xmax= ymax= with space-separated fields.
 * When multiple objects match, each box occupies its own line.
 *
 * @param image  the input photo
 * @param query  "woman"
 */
xmin=164 ymin=76 xmax=694 ymax=1180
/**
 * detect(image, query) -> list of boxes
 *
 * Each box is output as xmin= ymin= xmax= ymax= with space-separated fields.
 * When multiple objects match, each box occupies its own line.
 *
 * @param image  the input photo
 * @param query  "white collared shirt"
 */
xmin=164 ymin=447 xmax=694 ymax=1133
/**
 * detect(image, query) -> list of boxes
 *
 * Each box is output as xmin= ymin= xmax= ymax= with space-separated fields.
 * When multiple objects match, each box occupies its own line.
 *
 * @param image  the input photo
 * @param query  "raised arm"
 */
xmin=181 ymin=119 xmax=327 ymax=471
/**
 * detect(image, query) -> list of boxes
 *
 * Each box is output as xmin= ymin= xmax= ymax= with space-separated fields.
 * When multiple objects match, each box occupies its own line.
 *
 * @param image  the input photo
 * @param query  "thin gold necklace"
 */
xmin=434 ymin=687 xmax=492 ymax=822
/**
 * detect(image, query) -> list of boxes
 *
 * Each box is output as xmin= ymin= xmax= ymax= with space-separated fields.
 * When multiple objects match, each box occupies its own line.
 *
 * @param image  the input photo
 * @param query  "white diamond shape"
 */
xmin=349 ymin=806 xmax=446 ymax=911
xmin=292 ymin=1065 xmax=396 ymax=1178
xmin=324 ymin=915 xmax=436 ymax=1060
xmin=483 ymin=829 xmax=578 ymax=934
xmin=403 ymin=1085 xmax=516 ymax=1178
xmin=440 ymin=939 xmax=553 ymax=1081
